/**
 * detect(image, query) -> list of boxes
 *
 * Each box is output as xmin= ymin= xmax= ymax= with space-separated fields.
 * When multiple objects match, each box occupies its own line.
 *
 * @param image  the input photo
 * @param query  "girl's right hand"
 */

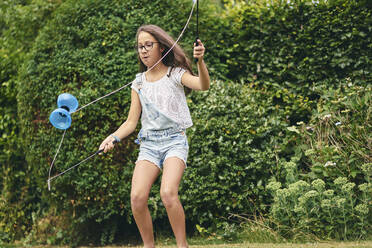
xmin=99 ymin=135 xmax=116 ymax=153
xmin=193 ymin=39 xmax=205 ymax=60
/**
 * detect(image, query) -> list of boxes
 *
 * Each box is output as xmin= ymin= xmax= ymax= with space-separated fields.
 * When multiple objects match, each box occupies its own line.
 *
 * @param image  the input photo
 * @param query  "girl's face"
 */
xmin=137 ymin=31 xmax=164 ymax=68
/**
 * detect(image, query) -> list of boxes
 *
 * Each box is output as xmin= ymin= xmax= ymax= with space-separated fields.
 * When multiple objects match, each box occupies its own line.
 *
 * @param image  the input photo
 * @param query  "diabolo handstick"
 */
xmin=47 ymin=139 xmax=118 ymax=191
xmin=194 ymin=0 xmax=199 ymax=63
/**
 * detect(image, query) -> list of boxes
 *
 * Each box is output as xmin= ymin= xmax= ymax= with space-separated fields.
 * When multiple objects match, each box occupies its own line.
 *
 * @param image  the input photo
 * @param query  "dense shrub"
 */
xmin=185 ymin=79 xmax=312 ymax=230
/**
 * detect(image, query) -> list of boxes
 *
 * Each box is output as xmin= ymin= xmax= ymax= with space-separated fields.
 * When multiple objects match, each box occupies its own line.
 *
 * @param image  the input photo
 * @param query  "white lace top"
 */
xmin=131 ymin=67 xmax=193 ymax=130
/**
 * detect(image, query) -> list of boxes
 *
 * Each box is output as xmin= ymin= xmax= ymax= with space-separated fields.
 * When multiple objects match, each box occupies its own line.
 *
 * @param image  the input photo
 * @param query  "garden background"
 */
xmin=0 ymin=0 xmax=371 ymax=246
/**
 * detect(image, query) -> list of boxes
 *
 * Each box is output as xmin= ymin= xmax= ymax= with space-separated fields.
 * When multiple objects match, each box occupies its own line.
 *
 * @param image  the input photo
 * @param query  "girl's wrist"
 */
xmin=110 ymin=134 xmax=121 ymax=143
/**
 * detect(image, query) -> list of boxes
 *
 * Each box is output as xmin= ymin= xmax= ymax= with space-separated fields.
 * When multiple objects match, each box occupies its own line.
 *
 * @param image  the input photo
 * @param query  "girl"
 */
xmin=99 ymin=24 xmax=210 ymax=248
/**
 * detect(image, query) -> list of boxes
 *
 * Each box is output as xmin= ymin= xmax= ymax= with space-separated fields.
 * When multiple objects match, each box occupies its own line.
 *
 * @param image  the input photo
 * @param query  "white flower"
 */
xmin=324 ymin=161 xmax=336 ymax=167
xmin=335 ymin=122 xmax=342 ymax=126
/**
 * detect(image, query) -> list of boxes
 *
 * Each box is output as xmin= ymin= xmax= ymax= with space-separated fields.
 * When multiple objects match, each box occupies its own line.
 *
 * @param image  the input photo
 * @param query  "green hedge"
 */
xmin=223 ymin=0 xmax=371 ymax=90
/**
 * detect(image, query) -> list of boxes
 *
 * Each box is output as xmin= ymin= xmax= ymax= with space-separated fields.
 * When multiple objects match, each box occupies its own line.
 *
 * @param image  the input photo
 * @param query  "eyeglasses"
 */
xmin=135 ymin=41 xmax=159 ymax=52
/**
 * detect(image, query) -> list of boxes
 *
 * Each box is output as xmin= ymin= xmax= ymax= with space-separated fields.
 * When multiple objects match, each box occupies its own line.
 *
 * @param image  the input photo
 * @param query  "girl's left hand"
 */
xmin=194 ymin=39 xmax=205 ymax=60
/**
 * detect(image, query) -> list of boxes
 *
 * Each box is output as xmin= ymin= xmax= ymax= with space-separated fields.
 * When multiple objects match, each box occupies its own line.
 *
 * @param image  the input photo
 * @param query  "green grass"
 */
xmin=4 ymin=220 xmax=372 ymax=248
xmin=7 ymin=241 xmax=371 ymax=248
xmin=5 ymin=235 xmax=372 ymax=248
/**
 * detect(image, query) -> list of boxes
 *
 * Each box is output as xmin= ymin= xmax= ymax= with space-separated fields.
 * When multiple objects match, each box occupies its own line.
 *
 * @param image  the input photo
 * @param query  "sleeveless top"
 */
xmin=131 ymin=67 xmax=193 ymax=131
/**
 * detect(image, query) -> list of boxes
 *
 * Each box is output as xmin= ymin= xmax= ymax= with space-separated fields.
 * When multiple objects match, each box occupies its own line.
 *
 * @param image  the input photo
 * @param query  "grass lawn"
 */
xmin=81 ymin=242 xmax=372 ymax=248
xmin=14 ymin=241 xmax=370 ymax=248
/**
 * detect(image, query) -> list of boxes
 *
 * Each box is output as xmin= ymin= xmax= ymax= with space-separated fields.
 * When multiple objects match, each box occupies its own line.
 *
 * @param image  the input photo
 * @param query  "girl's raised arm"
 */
xmin=181 ymin=39 xmax=210 ymax=91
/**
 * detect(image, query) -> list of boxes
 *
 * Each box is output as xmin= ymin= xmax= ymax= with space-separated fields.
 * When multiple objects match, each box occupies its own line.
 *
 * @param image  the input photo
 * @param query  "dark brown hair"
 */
xmin=135 ymin=25 xmax=194 ymax=93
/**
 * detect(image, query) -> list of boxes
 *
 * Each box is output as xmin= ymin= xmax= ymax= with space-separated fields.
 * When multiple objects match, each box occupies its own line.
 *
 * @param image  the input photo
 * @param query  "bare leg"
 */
xmin=161 ymin=157 xmax=188 ymax=248
xmin=131 ymin=160 xmax=160 ymax=248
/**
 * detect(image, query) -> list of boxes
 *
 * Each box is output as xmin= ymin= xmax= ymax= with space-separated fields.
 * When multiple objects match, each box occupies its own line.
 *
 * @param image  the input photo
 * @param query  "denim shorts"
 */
xmin=135 ymin=128 xmax=189 ymax=170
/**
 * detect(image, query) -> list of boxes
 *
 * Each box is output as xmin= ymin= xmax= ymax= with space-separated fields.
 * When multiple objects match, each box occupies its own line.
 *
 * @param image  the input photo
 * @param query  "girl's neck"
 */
xmin=145 ymin=63 xmax=168 ymax=81
xmin=147 ymin=62 xmax=168 ymax=74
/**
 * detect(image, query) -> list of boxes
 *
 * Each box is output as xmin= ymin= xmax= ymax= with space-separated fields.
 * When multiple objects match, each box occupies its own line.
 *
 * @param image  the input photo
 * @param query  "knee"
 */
xmin=131 ymin=192 xmax=148 ymax=212
xmin=160 ymin=188 xmax=179 ymax=208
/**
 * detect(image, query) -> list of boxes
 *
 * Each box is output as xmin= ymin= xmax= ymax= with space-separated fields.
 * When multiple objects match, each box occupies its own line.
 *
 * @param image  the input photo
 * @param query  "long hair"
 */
xmin=135 ymin=25 xmax=194 ymax=93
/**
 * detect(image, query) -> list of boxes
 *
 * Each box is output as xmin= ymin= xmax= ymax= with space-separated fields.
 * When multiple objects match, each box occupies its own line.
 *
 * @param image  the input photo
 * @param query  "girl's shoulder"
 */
xmin=131 ymin=72 xmax=143 ymax=93
xmin=168 ymin=67 xmax=187 ymax=86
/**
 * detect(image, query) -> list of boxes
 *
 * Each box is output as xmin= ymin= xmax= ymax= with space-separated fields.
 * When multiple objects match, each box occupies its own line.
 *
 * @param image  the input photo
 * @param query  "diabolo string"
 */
xmin=47 ymin=0 xmax=198 ymax=190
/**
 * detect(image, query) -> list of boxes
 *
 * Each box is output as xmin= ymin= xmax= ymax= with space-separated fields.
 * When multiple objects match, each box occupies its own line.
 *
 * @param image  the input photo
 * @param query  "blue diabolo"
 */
xmin=49 ymin=93 xmax=78 ymax=130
